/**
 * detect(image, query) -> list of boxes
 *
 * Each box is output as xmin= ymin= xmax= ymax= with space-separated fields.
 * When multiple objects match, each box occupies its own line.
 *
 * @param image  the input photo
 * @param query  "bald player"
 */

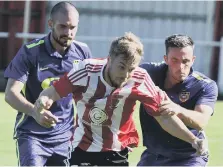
xmin=4 ymin=2 xmax=91 ymax=166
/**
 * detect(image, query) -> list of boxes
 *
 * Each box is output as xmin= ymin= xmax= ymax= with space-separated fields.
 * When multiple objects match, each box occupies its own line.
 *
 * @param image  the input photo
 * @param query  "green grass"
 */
xmin=0 ymin=93 xmax=223 ymax=165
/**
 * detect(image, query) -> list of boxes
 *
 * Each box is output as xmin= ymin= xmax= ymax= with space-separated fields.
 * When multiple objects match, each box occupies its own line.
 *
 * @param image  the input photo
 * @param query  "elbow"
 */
xmin=5 ymin=89 xmax=16 ymax=106
xmin=5 ymin=91 xmax=12 ymax=104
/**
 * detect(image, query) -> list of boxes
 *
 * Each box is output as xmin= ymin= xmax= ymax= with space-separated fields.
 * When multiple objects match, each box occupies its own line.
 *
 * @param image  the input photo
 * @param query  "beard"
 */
xmin=52 ymin=29 xmax=71 ymax=47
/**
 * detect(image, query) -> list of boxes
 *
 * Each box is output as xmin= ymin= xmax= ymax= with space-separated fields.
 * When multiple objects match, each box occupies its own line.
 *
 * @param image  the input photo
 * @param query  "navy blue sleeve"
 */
xmin=196 ymin=81 xmax=218 ymax=110
xmin=4 ymin=45 xmax=35 ymax=83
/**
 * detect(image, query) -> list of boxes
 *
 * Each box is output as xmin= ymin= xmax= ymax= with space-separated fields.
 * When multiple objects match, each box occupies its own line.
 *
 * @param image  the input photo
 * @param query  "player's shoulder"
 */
xmin=15 ymin=37 xmax=45 ymax=61
xmin=25 ymin=37 xmax=45 ymax=50
xmin=72 ymin=40 xmax=90 ymax=51
xmin=73 ymin=58 xmax=107 ymax=72
xmin=82 ymin=58 xmax=107 ymax=65
xmin=140 ymin=61 xmax=166 ymax=73
xmin=73 ymin=40 xmax=89 ymax=48
xmin=191 ymin=71 xmax=214 ymax=84
xmin=131 ymin=67 xmax=149 ymax=83
xmin=19 ymin=37 xmax=45 ymax=59
xmin=139 ymin=62 xmax=167 ymax=82
xmin=189 ymin=71 xmax=218 ymax=97
xmin=72 ymin=40 xmax=92 ymax=59
xmin=191 ymin=71 xmax=217 ymax=88
xmin=135 ymin=66 xmax=148 ymax=74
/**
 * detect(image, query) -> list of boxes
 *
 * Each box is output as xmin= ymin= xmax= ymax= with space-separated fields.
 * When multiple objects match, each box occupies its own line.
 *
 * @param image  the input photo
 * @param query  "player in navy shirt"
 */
xmin=4 ymin=2 xmax=91 ymax=166
xmin=138 ymin=34 xmax=218 ymax=166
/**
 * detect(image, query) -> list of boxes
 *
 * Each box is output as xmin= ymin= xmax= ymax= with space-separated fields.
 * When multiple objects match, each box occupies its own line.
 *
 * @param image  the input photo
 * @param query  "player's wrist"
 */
xmin=190 ymin=137 xmax=199 ymax=145
xmin=30 ymin=103 xmax=42 ymax=118
xmin=30 ymin=106 xmax=37 ymax=118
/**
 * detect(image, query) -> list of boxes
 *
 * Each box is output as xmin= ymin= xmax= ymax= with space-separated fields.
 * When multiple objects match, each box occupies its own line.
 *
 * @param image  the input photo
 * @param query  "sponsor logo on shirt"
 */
xmin=89 ymin=107 xmax=108 ymax=126
xmin=179 ymin=91 xmax=190 ymax=102
xmin=39 ymin=67 xmax=49 ymax=71
xmin=73 ymin=60 xmax=80 ymax=64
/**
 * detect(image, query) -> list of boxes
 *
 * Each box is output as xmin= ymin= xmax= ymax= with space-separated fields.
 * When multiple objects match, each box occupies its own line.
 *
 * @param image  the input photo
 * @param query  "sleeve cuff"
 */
xmin=53 ymin=74 xmax=73 ymax=98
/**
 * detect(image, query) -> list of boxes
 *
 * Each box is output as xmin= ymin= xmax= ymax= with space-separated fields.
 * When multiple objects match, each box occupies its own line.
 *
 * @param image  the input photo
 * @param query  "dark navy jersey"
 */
xmin=139 ymin=62 xmax=218 ymax=159
xmin=4 ymin=33 xmax=92 ymax=143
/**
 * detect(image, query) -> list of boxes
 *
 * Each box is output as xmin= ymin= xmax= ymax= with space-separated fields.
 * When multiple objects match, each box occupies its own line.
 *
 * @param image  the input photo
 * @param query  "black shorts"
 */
xmin=69 ymin=147 xmax=129 ymax=166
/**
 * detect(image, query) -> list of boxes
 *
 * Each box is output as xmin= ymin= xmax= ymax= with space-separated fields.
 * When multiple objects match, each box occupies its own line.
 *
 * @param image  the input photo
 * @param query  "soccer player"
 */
xmin=138 ymin=34 xmax=218 ymax=166
xmin=35 ymin=32 xmax=207 ymax=166
xmin=4 ymin=2 xmax=91 ymax=166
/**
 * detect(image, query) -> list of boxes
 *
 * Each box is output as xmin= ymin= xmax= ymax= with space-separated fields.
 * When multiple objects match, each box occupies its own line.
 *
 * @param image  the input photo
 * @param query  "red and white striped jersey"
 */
xmin=53 ymin=58 xmax=162 ymax=152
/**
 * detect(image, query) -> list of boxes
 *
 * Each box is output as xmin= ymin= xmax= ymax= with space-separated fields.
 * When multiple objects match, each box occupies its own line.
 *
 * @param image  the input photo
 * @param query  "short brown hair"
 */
xmin=109 ymin=32 xmax=144 ymax=59
xmin=165 ymin=34 xmax=194 ymax=54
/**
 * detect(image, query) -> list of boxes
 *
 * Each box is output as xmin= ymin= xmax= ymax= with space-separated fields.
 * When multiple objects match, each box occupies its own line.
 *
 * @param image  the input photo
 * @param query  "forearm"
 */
xmin=38 ymin=86 xmax=60 ymax=102
xmin=177 ymin=107 xmax=207 ymax=130
xmin=155 ymin=115 xmax=196 ymax=144
xmin=5 ymin=91 xmax=34 ymax=116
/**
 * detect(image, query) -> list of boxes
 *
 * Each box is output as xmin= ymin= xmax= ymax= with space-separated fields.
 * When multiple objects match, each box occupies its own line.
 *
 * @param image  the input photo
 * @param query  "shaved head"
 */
xmin=50 ymin=2 xmax=79 ymax=20
xmin=48 ymin=1 xmax=79 ymax=49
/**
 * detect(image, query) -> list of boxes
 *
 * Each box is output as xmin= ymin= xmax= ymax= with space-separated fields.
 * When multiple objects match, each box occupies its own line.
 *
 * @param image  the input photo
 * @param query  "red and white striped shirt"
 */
xmin=53 ymin=58 xmax=162 ymax=152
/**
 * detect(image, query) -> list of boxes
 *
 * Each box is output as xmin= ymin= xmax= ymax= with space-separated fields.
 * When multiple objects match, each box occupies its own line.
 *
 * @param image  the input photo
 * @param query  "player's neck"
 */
xmin=164 ymin=71 xmax=179 ymax=89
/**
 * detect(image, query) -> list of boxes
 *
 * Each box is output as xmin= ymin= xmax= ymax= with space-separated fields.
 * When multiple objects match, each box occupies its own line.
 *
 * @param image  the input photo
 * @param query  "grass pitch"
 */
xmin=0 ymin=93 xmax=222 ymax=165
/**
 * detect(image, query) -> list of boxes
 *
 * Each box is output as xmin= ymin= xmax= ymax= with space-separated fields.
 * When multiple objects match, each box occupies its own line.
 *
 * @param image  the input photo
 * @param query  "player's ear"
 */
xmin=48 ymin=19 xmax=53 ymax=29
xmin=108 ymin=55 xmax=114 ymax=61
xmin=191 ymin=55 xmax=196 ymax=65
xmin=192 ymin=55 xmax=196 ymax=62
xmin=107 ymin=55 xmax=111 ymax=63
xmin=163 ymin=55 xmax=168 ymax=64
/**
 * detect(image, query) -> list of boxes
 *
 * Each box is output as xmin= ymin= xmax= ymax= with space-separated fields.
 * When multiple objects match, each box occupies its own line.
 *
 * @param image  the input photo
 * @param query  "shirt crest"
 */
xmin=179 ymin=91 xmax=190 ymax=102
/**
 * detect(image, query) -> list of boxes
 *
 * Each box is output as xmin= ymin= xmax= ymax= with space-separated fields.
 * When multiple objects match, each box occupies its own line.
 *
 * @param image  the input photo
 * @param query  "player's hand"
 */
xmin=159 ymin=97 xmax=181 ymax=116
xmin=35 ymin=96 xmax=54 ymax=110
xmin=191 ymin=138 xmax=208 ymax=156
xmin=32 ymin=96 xmax=59 ymax=128
xmin=32 ymin=107 xmax=60 ymax=128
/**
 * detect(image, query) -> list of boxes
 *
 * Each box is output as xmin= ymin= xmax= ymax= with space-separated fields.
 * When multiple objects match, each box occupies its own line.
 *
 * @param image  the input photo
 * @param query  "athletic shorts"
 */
xmin=16 ymin=137 xmax=70 ymax=166
xmin=137 ymin=149 xmax=208 ymax=166
xmin=68 ymin=146 xmax=129 ymax=166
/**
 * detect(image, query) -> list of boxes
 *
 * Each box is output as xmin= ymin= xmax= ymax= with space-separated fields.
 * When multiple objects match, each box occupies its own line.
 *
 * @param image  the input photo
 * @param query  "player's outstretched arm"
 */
xmin=158 ymin=84 xmax=217 ymax=130
xmin=5 ymin=78 xmax=35 ymax=116
xmin=155 ymin=114 xmax=196 ymax=144
xmin=154 ymin=114 xmax=207 ymax=156
xmin=5 ymin=78 xmax=59 ymax=128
